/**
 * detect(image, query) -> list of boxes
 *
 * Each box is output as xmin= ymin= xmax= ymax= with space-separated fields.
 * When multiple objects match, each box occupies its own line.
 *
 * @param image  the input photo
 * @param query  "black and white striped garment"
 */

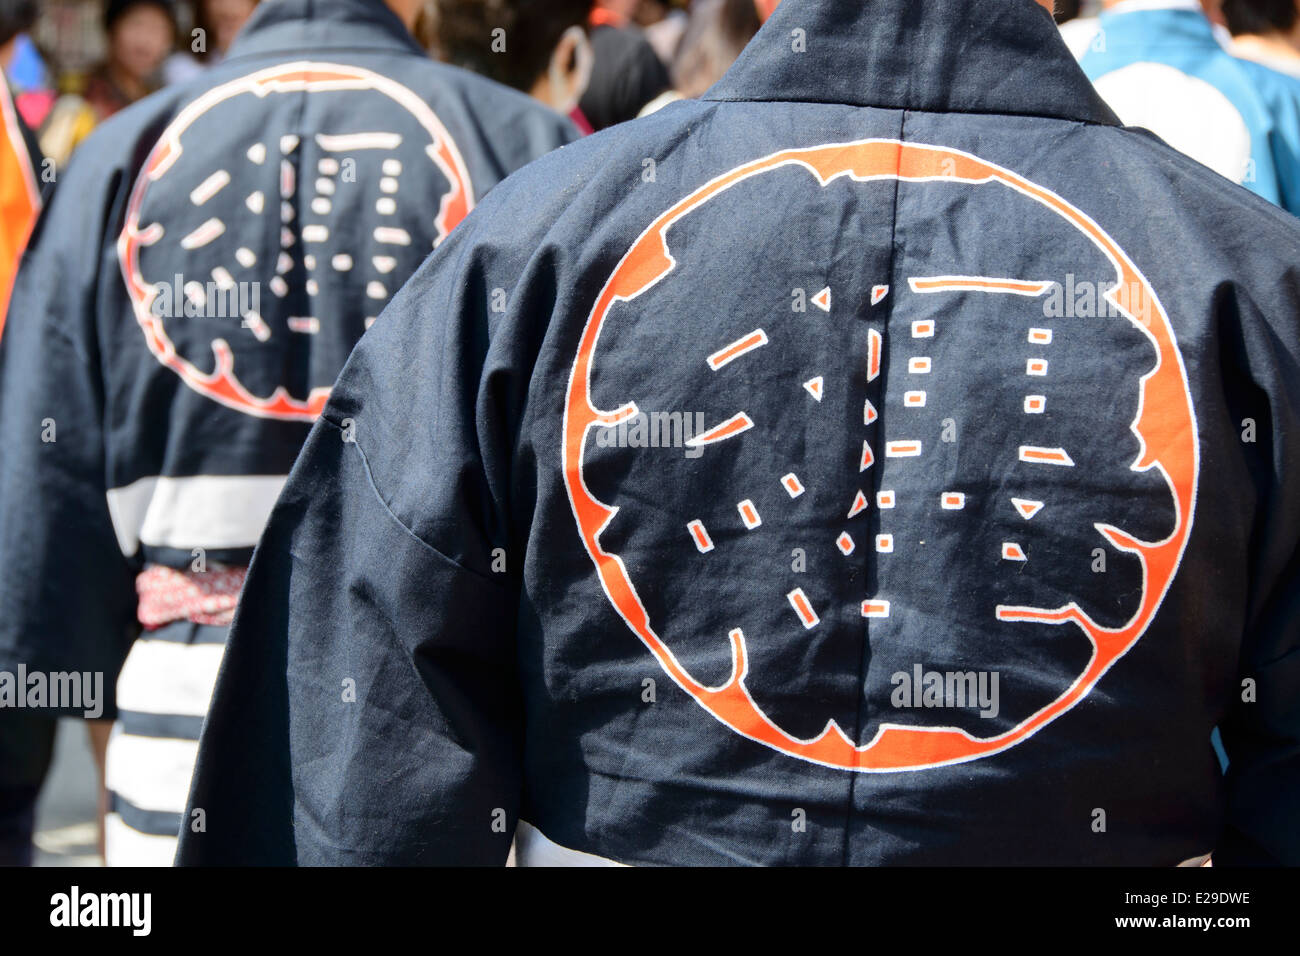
xmin=105 ymin=621 xmax=225 ymax=866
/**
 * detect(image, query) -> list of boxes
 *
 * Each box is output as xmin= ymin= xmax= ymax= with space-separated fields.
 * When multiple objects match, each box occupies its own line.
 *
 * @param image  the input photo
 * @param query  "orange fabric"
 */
xmin=589 ymin=7 xmax=626 ymax=28
xmin=0 ymin=81 xmax=40 ymax=341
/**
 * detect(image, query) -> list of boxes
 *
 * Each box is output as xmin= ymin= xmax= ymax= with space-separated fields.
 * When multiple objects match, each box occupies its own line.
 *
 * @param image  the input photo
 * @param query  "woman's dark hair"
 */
xmin=0 ymin=0 xmax=38 ymax=48
xmin=430 ymin=0 xmax=593 ymax=93
xmin=1053 ymin=0 xmax=1083 ymax=24
xmin=1222 ymin=0 xmax=1299 ymax=36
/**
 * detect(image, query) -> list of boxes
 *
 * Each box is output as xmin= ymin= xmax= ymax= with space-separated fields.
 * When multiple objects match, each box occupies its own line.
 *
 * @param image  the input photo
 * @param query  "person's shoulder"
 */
xmin=403 ymin=96 xmax=713 ymax=276
xmin=398 ymin=55 xmax=577 ymax=135
xmin=50 ymin=82 xmax=189 ymax=180
xmin=1229 ymin=53 xmax=1300 ymax=87
xmin=473 ymin=97 xmax=713 ymax=213
xmin=1231 ymin=55 xmax=1300 ymax=108
xmin=1088 ymin=121 xmax=1300 ymax=245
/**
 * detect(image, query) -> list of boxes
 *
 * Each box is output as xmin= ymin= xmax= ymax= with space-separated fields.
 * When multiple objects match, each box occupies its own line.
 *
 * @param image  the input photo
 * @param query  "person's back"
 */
xmin=1080 ymin=0 xmax=1300 ymax=211
xmin=0 ymin=0 xmax=576 ymax=866
xmin=180 ymin=0 xmax=1300 ymax=865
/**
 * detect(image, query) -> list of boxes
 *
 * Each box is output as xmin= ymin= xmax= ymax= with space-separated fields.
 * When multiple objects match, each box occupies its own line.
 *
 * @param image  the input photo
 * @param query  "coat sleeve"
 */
xmin=1216 ymin=547 xmax=1300 ymax=866
xmin=1215 ymin=255 xmax=1300 ymax=866
xmin=178 ymin=212 xmax=528 ymax=865
xmin=0 ymin=146 xmax=140 ymax=719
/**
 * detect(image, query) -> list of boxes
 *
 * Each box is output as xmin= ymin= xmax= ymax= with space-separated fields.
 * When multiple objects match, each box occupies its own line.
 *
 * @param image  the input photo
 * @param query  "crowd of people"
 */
xmin=0 ymin=0 xmax=1297 ymax=868
xmin=3 ymin=0 xmax=770 ymax=165
xmin=9 ymin=2 xmax=1300 ymax=201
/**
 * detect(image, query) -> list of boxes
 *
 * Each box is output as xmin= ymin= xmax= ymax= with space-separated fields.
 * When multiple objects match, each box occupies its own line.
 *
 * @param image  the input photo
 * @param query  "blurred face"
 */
xmin=109 ymin=4 xmax=174 ymax=82
xmin=205 ymin=0 xmax=257 ymax=52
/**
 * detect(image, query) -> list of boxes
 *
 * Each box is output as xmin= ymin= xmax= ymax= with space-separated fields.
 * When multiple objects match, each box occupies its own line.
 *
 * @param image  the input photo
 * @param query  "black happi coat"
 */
xmin=181 ymin=0 xmax=1300 ymax=865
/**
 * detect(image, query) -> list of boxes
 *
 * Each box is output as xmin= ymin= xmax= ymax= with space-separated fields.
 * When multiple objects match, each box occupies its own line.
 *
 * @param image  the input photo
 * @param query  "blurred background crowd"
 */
xmin=4 ymin=1 xmax=1300 ymax=191
xmin=2 ymin=0 xmax=781 ymax=168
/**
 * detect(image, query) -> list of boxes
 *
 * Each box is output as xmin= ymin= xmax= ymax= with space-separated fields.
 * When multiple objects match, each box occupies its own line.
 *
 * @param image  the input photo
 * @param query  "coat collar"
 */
xmin=225 ymin=0 xmax=425 ymax=62
xmin=703 ymin=0 xmax=1120 ymax=126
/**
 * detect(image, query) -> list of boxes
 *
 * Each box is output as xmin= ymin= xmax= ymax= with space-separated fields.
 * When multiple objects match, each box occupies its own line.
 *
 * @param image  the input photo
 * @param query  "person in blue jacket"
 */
xmin=0 ymin=0 xmax=578 ymax=866
xmin=1080 ymin=0 xmax=1300 ymax=212
xmin=181 ymin=0 xmax=1300 ymax=865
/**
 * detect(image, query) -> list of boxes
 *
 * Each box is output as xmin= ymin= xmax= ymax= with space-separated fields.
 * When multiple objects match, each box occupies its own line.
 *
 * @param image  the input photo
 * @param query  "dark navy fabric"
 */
xmin=0 ymin=0 xmax=577 ymax=717
xmin=0 ymin=86 xmax=53 ymax=863
xmin=0 ymin=710 xmax=57 ymax=866
xmin=181 ymin=0 xmax=1300 ymax=865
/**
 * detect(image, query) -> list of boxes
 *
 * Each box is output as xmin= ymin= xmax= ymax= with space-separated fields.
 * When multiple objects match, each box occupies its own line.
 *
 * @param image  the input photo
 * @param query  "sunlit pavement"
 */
xmin=33 ymin=720 xmax=101 ymax=867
